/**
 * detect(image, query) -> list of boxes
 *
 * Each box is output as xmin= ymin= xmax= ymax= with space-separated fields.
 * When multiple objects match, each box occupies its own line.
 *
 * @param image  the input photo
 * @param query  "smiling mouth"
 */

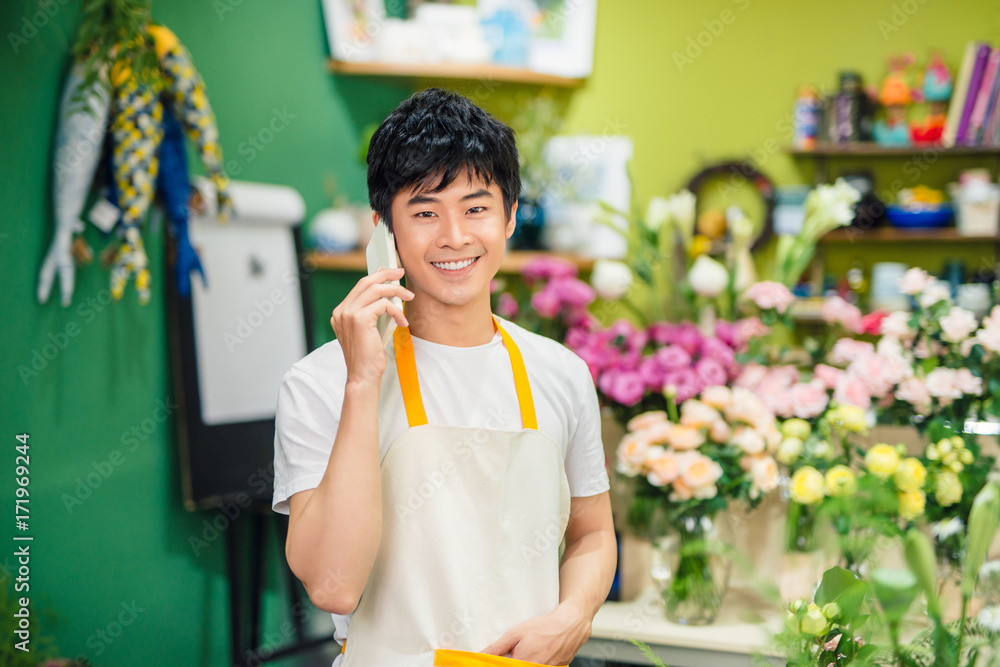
xmin=430 ymin=256 xmax=480 ymax=271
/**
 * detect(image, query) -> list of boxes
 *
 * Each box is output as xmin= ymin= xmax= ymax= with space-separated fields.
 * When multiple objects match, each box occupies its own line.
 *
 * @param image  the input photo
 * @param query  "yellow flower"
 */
xmin=800 ymin=603 xmax=829 ymax=636
xmin=935 ymin=471 xmax=963 ymax=507
xmin=781 ymin=418 xmax=812 ymax=441
xmin=894 ymin=457 xmax=928 ymax=493
xmin=825 ymin=465 xmax=857 ymax=497
xmin=865 ymin=444 xmax=901 ymax=479
xmin=790 ymin=466 xmax=825 ymax=505
xmin=830 ymin=405 xmax=867 ymax=433
xmin=899 ymin=490 xmax=926 ymax=520
xmin=776 ymin=437 xmax=803 ymax=466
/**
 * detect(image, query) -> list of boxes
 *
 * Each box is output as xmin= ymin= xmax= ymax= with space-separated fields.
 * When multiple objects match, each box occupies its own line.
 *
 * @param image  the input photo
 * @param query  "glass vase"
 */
xmin=649 ymin=514 xmax=732 ymax=625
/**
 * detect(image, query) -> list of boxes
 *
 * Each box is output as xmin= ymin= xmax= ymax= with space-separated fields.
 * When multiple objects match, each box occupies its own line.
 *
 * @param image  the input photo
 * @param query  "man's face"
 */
xmin=382 ymin=174 xmax=516 ymax=314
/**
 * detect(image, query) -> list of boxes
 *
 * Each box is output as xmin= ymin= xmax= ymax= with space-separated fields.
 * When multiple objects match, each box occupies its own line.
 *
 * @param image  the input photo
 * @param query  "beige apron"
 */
xmin=341 ymin=316 xmax=571 ymax=667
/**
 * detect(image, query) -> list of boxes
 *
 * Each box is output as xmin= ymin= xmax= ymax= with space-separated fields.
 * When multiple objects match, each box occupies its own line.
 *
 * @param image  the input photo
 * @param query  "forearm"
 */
xmin=558 ymin=526 xmax=618 ymax=620
xmin=286 ymin=380 xmax=383 ymax=611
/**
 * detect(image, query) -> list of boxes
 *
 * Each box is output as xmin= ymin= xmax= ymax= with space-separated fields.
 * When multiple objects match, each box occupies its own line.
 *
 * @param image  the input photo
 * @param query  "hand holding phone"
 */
xmin=365 ymin=220 xmax=403 ymax=342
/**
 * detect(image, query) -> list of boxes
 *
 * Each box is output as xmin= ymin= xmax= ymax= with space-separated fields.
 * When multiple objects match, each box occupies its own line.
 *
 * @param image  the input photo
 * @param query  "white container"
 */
xmin=949 ymin=181 xmax=1000 ymax=236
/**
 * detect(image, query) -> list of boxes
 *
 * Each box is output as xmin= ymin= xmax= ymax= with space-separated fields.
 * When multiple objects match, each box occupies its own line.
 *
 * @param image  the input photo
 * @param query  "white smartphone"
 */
xmin=365 ymin=220 xmax=402 ymax=340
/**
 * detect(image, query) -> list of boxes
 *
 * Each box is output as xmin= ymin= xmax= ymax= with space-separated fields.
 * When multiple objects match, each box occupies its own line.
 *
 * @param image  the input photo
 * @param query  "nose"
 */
xmin=436 ymin=211 xmax=474 ymax=249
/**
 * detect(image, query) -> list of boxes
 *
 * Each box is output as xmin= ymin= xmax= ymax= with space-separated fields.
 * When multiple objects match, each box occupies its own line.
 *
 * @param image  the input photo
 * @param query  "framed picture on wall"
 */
xmin=528 ymin=0 xmax=597 ymax=78
xmin=322 ymin=0 xmax=387 ymax=62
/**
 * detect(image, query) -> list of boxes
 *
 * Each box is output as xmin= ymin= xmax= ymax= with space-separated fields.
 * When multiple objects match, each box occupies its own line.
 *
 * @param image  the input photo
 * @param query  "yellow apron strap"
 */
xmin=433 ymin=648 xmax=567 ymax=667
xmin=392 ymin=316 xmax=537 ymax=431
xmin=393 ymin=324 xmax=428 ymax=428
xmin=492 ymin=316 xmax=538 ymax=431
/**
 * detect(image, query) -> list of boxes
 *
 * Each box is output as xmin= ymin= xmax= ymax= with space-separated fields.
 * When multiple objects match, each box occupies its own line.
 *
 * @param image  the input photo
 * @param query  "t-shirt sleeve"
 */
xmin=563 ymin=351 xmax=611 ymax=498
xmin=272 ymin=365 xmax=342 ymax=515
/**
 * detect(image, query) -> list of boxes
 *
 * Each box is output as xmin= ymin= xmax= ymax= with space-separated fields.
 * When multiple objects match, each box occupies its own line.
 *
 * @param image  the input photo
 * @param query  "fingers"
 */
xmin=342 ymin=267 xmax=406 ymax=304
xmin=481 ymin=629 xmax=519 ymax=656
xmin=37 ymin=255 xmax=56 ymax=304
xmin=59 ymin=261 xmax=75 ymax=307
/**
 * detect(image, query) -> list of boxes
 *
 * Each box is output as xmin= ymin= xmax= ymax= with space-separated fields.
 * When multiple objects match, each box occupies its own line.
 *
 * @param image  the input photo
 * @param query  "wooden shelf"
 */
xmin=820 ymin=227 xmax=1000 ymax=243
xmin=304 ymin=250 xmax=596 ymax=274
xmin=786 ymin=143 xmax=1000 ymax=157
xmin=328 ymin=59 xmax=584 ymax=87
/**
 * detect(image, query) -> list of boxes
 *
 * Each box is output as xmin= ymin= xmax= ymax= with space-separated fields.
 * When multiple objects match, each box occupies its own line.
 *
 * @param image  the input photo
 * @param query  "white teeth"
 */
xmin=431 ymin=257 xmax=476 ymax=271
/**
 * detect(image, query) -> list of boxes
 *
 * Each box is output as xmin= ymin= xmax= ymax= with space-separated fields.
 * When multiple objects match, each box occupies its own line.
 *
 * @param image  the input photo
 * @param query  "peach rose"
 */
xmin=926 ymin=368 xmax=962 ymax=400
xmin=669 ymin=478 xmax=695 ymax=501
xmin=732 ymin=424 xmax=766 ymax=455
xmin=701 ymin=385 xmax=732 ymax=409
xmin=895 ymin=377 xmax=930 ymax=413
xmin=680 ymin=454 xmax=724 ymax=489
xmin=646 ymin=451 xmax=680 ymax=486
xmin=821 ymin=296 xmax=862 ymax=333
xmin=627 ymin=410 xmax=668 ymax=432
xmin=709 ymin=419 xmax=732 ymax=444
xmin=680 ymin=399 xmax=722 ymax=429
xmin=641 ymin=420 xmax=674 ymax=445
xmin=666 ymin=424 xmax=705 ymax=450
xmin=751 ymin=455 xmax=779 ymax=494
xmin=726 ymin=386 xmax=770 ymax=425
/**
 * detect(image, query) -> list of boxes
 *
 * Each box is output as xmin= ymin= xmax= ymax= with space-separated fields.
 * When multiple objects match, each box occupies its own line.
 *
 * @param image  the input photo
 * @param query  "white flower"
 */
xmin=590 ymin=260 xmax=633 ymax=300
xmin=688 ymin=255 xmax=729 ymax=298
xmin=669 ymin=190 xmax=696 ymax=244
xmin=811 ymin=178 xmax=862 ymax=226
xmin=881 ymin=311 xmax=915 ymax=339
xmin=919 ymin=283 xmax=952 ymax=309
xmin=930 ymin=517 xmax=964 ymax=542
xmin=979 ymin=605 xmax=1000 ymax=632
xmin=898 ymin=267 xmax=935 ymax=296
xmin=939 ymin=306 xmax=978 ymax=343
xmin=645 ymin=196 xmax=672 ymax=232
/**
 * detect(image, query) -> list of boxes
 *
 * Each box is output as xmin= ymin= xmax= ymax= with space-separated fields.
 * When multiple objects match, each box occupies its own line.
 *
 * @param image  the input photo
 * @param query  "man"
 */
xmin=272 ymin=88 xmax=616 ymax=666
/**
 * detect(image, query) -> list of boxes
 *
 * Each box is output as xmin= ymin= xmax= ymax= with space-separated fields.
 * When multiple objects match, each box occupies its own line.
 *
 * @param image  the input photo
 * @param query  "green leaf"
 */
xmin=814 ymin=566 xmax=868 ymax=620
xmin=870 ymin=568 xmax=919 ymax=625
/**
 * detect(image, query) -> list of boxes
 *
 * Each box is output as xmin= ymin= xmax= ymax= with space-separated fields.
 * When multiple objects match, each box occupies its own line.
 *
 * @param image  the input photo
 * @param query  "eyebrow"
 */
xmin=406 ymin=189 xmax=494 ymax=207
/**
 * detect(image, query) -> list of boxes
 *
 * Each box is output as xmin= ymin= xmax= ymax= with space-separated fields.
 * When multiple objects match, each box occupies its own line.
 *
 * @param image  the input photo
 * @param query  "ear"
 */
xmin=505 ymin=200 xmax=518 ymax=239
xmin=372 ymin=210 xmax=381 ymax=227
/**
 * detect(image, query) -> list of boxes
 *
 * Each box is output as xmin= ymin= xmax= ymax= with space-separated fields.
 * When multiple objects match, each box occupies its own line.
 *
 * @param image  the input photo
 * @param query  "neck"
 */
xmin=405 ymin=293 xmax=497 ymax=347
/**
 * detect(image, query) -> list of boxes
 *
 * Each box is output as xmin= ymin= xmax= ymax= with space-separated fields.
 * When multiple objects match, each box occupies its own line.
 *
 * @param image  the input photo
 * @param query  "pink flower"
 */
xmin=879 ymin=350 xmax=914 ymax=385
xmin=735 ymin=362 xmax=769 ymax=389
xmin=847 ymin=353 xmax=894 ymax=399
xmin=896 ymin=377 xmax=931 ymax=413
xmin=564 ymin=327 xmax=590 ymax=350
xmin=655 ymin=344 xmax=693 ymax=371
xmin=726 ymin=386 xmax=770 ymax=425
xmin=647 ymin=451 xmax=680 ymax=486
xmin=859 ymin=311 xmax=887 ymax=335
xmin=833 ymin=373 xmax=872 ymax=409
xmin=695 ymin=358 xmax=728 ymax=388
xmin=638 ymin=356 xmax=666 ymax=390
xmin=925 ymin=367 xmax=962 ymax=401
xmin=939 ymin=306 xmax=978 ymax=344
xmin=881 ymin=311 xmax=915 ymax=340
xmin=791 ymin=379 xmax=829 ymax=419
xmin=701 ymin=337 xmax=737 ymax=369
xmin=767 ymin=390 xmax=795 ymax=418
xmin=549 ymin=277 xmax=596 ymax=309
xmin=735 ymin=317 xmax=772 ymax=346
xmin=599 ymin=369 xmax=646 ymax=406
xmin=976 ymin=326 xmax=1000 ymax=354
xmin=898 ymin=267 xmax=935 ymax=295
xmin=664 ymin=369 xmax=700 ymax=403
xmin=751 ymin=455 xmax=779 ymax=494
xmin=647 ymin=322 xmax=676 ymax=346
xmin=814 ymin=364 xmax=845 ymax=390
xmin=744 ymin=281 xmax=795 ymax=314
xmin=531 ymin=288 xmax=561 ymax=318
xmin=672 ymin=323 xmax=704 ymax=355
xmin=497 ymin=292 xmax=519 ymax=319
xmin=521 ymin=255 xmax=578 ymax=283
xmin=829 ymin=338 xmax=875 ymax=366
xmin=821 ymin=296 xmax=863 ymax=333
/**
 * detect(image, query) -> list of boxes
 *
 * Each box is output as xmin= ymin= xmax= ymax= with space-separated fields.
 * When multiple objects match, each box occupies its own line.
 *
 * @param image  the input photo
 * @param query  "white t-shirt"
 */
xmin=271 ymin=315 xmax=610 ymax=651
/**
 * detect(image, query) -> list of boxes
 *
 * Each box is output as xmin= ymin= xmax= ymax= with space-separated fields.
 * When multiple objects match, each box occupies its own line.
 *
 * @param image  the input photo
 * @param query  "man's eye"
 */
xmin=467 ymin=206 xmax=486 ymax=214
xmin=415 ymin=211 xmax=436 ymax=218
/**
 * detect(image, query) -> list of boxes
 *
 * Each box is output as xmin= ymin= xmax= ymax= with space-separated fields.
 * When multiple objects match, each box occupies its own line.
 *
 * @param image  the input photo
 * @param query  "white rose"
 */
xmin=919 ymin=283 xmax=952 ymax=309
xmin=688 ymin=255 xmax=729 ymax=298
xmin=939 ymin=306 xmax=978 ymax=343
xmin=669 ymin=190 xmax=696 ymax=243
xmin=898 ymin=267 xmax=934 ymax=296
xmin=590 ymin=260 xmax=633 ymax=300
xmin=881 ymin=311 xmax=915 ymax=339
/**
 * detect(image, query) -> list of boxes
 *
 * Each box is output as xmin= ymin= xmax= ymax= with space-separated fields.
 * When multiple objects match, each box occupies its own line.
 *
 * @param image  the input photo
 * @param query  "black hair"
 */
xmin=366 ymin=88 xmax=520 ymax=232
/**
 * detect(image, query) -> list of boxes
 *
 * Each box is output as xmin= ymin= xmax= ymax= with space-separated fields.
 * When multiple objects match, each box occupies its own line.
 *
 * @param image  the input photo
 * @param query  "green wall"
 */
xmin=1 ymin=1 xmax=999 ymax=665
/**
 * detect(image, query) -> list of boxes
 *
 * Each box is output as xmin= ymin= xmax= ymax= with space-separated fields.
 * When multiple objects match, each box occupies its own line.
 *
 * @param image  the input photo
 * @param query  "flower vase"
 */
xmin=650 ymin=514 xmax=732 ymax=625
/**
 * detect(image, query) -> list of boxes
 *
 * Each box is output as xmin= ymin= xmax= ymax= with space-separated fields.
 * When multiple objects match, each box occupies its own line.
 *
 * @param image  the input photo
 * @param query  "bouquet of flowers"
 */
xmin=615 ymin=386 xmax=780 ymax=624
